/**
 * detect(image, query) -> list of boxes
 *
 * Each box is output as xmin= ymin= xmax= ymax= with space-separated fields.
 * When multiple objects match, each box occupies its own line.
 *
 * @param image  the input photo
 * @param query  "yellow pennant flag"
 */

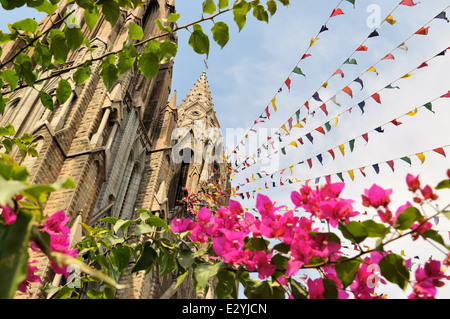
xmin=348 ymin=170 xmax=355 ymax=181
xmin=289 ymin=165 xmax=294 ymax=175
xmin=272 ymin=97 xmax=277 ymax=111
xmin=310 ymin=37 xmax=319 ymax=47
xmin=252 ymin=174 xmax=256 ymax=181
xmin=385 ymin=14 xmax=397 ymax=25
xmin=257 ymin=187 xmax=262 ymax=190
xmin=322 ymin=82 xmax=329 ymax=88
xmin=406 ymin=108 xmax=418 ymax=116
xmin=334 ymin=115 xmax=339 ymax=127
xmin=401 ymin=73 xmax=412 ymax=79
xmin=368 ymin=66 xmax=379 ymax=75
xmin=293 ymin=123 xmax=304 ymax=129
xmin=289 ymin=141 xmax=298 ymax=148
xmin=231 ymin=174 xmax=235 ymax=181
xmin=338 ymin=144 xmax=345 ymax=156
xmin=294 ymin=178 xmax=301 ymax=183
xmin=416 ymin=153 xmax=425 ymax=164
xmin=281 ymin=124 xmax=290 ymax=135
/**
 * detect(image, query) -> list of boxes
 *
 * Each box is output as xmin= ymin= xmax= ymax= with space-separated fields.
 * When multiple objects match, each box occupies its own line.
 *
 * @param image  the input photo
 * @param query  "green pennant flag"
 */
xmin=346 ymin=0 xmax=356 ymax=7
xmin=336 ymin=172 xmax=344 ymax=182
xmin=349 ymin=139 xmax=355 ymax=152
xmin=256 ymin=173 xmax=262 ymax=178
xmin=287 ymin=179 xmax=293 ymax=184
xmin=401 ymin=157 xmax=412 ymax=166
xmin=324 ymin=121 xmax=332 ymax=132
xmin=344 ymin=58 xmax=358 ymax=65
xmin=423 ymin=102 xmax=434 ymax=113
xmin=281 ymin=147 xmax=286 ymax=155
xmin=295 ymin=109 xmax=301 ymax=123
xmin=293 ymin=66 xmax=306 ymax=77
xmin=385 ymin=84 xmax=400 ymax=89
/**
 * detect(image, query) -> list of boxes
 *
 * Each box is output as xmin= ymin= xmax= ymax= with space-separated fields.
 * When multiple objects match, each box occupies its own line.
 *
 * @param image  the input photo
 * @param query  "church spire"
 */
xmin=179 ymin=71 xmax=214 ymax=112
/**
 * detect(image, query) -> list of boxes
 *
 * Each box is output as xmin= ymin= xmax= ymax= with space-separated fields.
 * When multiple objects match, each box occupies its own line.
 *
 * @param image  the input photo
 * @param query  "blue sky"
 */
xmin=2 ymin=0 xmax=450 ymax=298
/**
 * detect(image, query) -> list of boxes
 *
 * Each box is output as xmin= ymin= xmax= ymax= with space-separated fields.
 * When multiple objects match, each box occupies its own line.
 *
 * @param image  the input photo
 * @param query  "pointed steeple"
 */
xmin=179 ymin=71 xmax=214 ymax=111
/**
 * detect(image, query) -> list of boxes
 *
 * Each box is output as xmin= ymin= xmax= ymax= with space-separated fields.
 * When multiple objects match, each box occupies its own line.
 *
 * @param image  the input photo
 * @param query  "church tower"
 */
xmin=1 ymin=0 xmax=228 ymax=299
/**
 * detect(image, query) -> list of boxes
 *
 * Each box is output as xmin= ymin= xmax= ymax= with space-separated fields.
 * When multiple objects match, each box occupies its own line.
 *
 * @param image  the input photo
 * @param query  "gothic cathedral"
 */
xmin=1 ymin=0 xmax=229 ymax=299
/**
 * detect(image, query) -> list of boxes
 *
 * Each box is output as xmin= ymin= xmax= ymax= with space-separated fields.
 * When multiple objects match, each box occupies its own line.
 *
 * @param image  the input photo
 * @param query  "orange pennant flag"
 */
xmin=415 ymin=26 xmax=430 ymax=35
xmin=433 ymin=148 xmax=446 ymax=157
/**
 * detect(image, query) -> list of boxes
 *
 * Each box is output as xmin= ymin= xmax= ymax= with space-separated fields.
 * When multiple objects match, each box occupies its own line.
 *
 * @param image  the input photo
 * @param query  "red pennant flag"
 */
xmin=386 ymin=160 xmax=395 ymax=172
xmin=433 ymin=148 xmax=446 ymax=157
xmin=441 ymin=91 xmax=450 ymax=98
xmin=302 ymin=54 xmax=312 ymax=60
xmin=330 ymin=8 xmax=345 ymax=17
xmin=359 ymin=167 xmax=366 ymax=177
xmin=298 ymin=137 xmax=304 ymax=145
xmin=316 ymin=127 xmax=326 ymax=135
xmin=382 ymin=53 xmax=395 ymax=60
xmin=356 ymin=45 xmax=368 ymax=51
xmin=265 ymin=106 xmax=271 ymax=119
xmin=285 ymin=77 xmax=291 ymax=91
xmin=288 ymin=117 xmax=294 ymax=130
xmin=307 ymin=158 xmax=313 ymax=168
xmin=400 ymin=0 xmax=418 ymax=6
xmin=415 ymin=27 xmax=430 ymax=35
xmin=417 ymin=61 xmax=428 ymax=69
xmin=265 ymin=182 xmax=269 ymax=189
xmin=391 ymin=119 xmax=402 ymax=126
xmin=372 ymin=93 xmax=382 ymax=104
xmin=320 ymin=103 xmax=328 ymax=116
xmin=342 ymin=86 xmax=353 ymax=98
xmin=305 ymin=101 xmax=310 ymax=113
xmin=333 ymin=69 xmax=345 ymax=78
xmin=362 ymin=133 xmax=369 ymax=143
xmin=328 ymin=149 xmax=335 ymax=160
xmin=254 ymin=119 xmax=264 ymax=124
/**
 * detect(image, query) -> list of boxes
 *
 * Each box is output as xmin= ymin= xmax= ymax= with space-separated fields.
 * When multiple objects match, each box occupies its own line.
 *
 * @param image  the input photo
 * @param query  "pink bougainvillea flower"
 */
xmin=228 ymin=199 xmax=244 ymax=216
xmin=319 ymin=198 xmax=358 ymax=227
xmin=255 ymin=193 xmax=284 ymax=218
xmin=17 ymin=259 xmax=42 ymax=295
xmin=212 ymin=229 xmax=246 ymax=264
xmin=1 ymin=205 xmax=16 ymax=225
xmin=48 ymin=233 xmax=78 ymax=277
xmin=43 ymin=211 xmax=71 ymax=234
xmin=170 ymin=218 xmax=196 ymax=233
xmin=320 ymin=182 xmax=345 ymax=200
xmin=361 ymin=184 xmax=392 ymax=208
xmin=420 ymin=185 xmax=438 ymax=201
xmin=406 ymin=174 xmax=421 ymax=192
xmin=409 ymin=260 xmax=449 ymax=299
xmin=410 ymin=219 xmax=433 ymax=241
xmin=197 ymin=207 xmax=212 ymax=225
xmin=307 ymin=278 xmax=325 ymax=299
xmin=246 ymin=251 xmax=276 ymax=280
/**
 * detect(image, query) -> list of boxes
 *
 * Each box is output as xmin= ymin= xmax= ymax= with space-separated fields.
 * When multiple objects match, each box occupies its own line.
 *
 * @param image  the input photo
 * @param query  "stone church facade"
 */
xmin=1 ymin=0 xmax=229 ymax=299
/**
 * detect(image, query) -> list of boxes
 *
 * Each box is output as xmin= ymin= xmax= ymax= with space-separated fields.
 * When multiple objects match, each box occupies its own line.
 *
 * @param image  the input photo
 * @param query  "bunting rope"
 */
xmin=233 ymin=44 xmax=450 ymax=180
xmin=232 ymin=5 xmax=450 ymax=172
xmin=227 ymin=0 xmax=354 ymax=159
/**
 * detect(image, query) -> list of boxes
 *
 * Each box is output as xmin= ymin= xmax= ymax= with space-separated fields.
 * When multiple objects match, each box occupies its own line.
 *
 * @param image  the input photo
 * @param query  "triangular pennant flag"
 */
xmin=385 ymin=84 xmax=400 ymax=89
xmin=406 ymin=108 xmax=418 ymax=116
xmin=310 ymin=37 xmax=319 ymax=47
xmin=382 ymin=53 xmax=395 ymax=60
xmin=372 ymin=93 xmax=382 ymax=104
xmin=265 ymin=106 xmax=271 ymax=119
xmin=401 ymin=156 xmax=412 ymax=166
xmin=349 ymin=139 xmax=355 ymax=152
xmin=368 ymin=30 xmax=379 ymax=38
xmin=285 ymin=77 xmax=291 ymax=92
xmin=344 ymin=58 xmax=358 ymax=65
xmin=345 ymin=0 xmax=356 ymax=7
xmin=322 ymin=82 xmax=329 ymax=88
xmin=356 ymin=45 xmax=368 ymax=52
xmin=293 ymin=66 xmax=306 ymax=76
xmin=333 ymin=69 xmax=345 ymax=78
xmin=306 ymin=133 xmax=314 ymax=144
xmin=386 ymin=160 xmax=395 ymax=172
xmin=317 ymin=154 xmax=323 ymax=165
xmin=320 ymin=103 xmax=328 ymax=116
xmin=342 ymin=86 xmax=353 ymax=98
xmin=301 ymin=54 xmax=312 ymax=60
xmin=415 ymin=27 xmax=430 ymax=35
xmin=312 ymin=92 xmax=322 ymax=102
xmin=354 ymin=77 xmax=364 ymax=90
xmin=289 ymin=165 xmax=294 ymax=175
xmin=441 ymin=91 xmax=450 ymax=98
xmin=362 ymin=133 xmax=369 ymax=143
xmin=334 ymin=115 xmax=339 ymax=127
xmin=324 ymin=121 xmax=332 ymax=132
xmin=288 ymin=117 xmax=294 ymax=130
xmin=331 ymin=8 xmax=345 ymax=17
xmin=338 ymin=144 xmax=345 ymax=156
xmin=337 ymin=172 xmax=344 ymax=182
xmin=272 ymin=97 xmax=277 ymax=111
xmin=307 ymin=158 xmax=313 ymax=168
xmin=281 ymin=124 xmax=290 ymax=135
xmin=348 ymin=170 xmax=355 ymax=181
xmin=375 ymin=127 xmax=385 ymax=133
xmin=288 ymin=141 xmax=298 ymax=148
xmin=400 ymin=0 xmax=418 ymax=6
xmin=359 ymin=167 xmax=366 ymax=177
xmin=433 ymin=148 xmax=446 ymax=157
xmin=398 ymin=43 xmax=409 ymax=51
xmin=358 ymin=101 xmax=366 ymax=114
xmin=328 ymin=149 xmax=335 ymax=160
xmin=391 ymin=119 xmax=402 ymax=126
xmin=367 ymin=66 xmax=379 ymax=75
xmin=385 ymin=14 xmax=397 ymax=25
xmin=281 ymin=147 xmax=286 ymax=155
xmin=417 ymin=62 xmax=428 ymax=69
xmin=315 ymin=127 xmax=326 ymax=135
xmin=331 ymin=95 xmax=341 ymax=106
xmin=319 ymin=25 xmax=329 ymax=33
xmin=373 ymin=163 xmax=380 ymax=174
xmin=416 ymin=153 xmax=425 ymax=164
xmin=435 ymin=11 xmax=449 ymax=23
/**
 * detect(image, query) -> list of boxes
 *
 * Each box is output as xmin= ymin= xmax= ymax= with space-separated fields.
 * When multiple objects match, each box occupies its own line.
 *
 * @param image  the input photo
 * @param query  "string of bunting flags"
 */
xmin=233 ymin=44 xmax=450 ymax=177
xmin=232 ymin=4 xmax=450 ymax=172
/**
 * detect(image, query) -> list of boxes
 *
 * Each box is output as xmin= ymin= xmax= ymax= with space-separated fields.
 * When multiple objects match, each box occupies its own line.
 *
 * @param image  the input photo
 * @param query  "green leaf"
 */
xmin=29 ymin=0 xmax=58 ymax=14
xmin=194 ymin=261 xmax=224 ymax=290
xmin=158 ymin=40 xmax=177 ymax=64
xmin=100 ymin=61 xmax=119 ymax=91
xmin=11 ymin=18 xmax=38 ymax=34
xmin=422 ymin=229 xmax=446 ymax=247
xmin=218 ymin=0 xmax=229 ymax=9
xmin=158 ymin=246 xmax=176 ymax=276
xmin=112 ymin=244 xmax=131 ymax=272
xmin=128 ymin=21 xmax=143 ymax=40
xmin=113 ymin=219 xmax=132 ymax=233
xmin=134 ymin=223 xmax=154 ymax=236
xmin=379 ymin=253 xmax=409 ymax=290
xmin=0 ymin=209 xmax=34 ymax=299
xmin=395 ymin=206 xmax=422 ymax=231
xmin=175 ymin=270 xmax=189 ymax=289
xmin=131 ymin=241 xmax=157 ymax=273
xmin=39 ymin=90 xmax=54 ymax=111
xmin=266 ymin=0 xmax=277 ymax=16
xmin=56 ymin=79 xmax=72 ymax=104
xmin=14 ymin=53 xmax=36 ymax=86
xmin=233 ymin=0 xmax=249 ymax=31
xmin=0 ymin=177 xmax=28 ymax=206
xmin=211 ymin=21 xmax=230 ymax=49
xmin=277 ymin=0 xmax=290 ymax=6
xmin=137 ymin=52 xmax=159 ymax=80
xmin=322 ymin=278 xmax=338 ymax=299
xmin=202 ymin=0 xmax=216 ymax=14
xmin=34 ymin=42 xmax=52 ymax=69
xmin=338 ymin=221 xmax=368 ymax=244
xmin=362 ymin=219 xmax=387 ymax=238
xmin=65 ymin=27 xmax=84 ymax=51
xmin=100 ymin=0 xmax=120 ymax=26
xmin=2 ymin=69 xmax=18 ymax=92
xmin=99 ymin=216 xmax=119 ymax=225
xmin=273 ymin=242 xmax=290 ymax=254
xmin=188 ymin=24 xmax=210 ymax=57
xmin=245 ymin=237 xmax=269 ymax=251
xmin=436 ymin=179 xmax=450 ymax=190
xmin=154 ymin=18 xmax=172 ymax=34
xmin=84 ymin=6 xmax=99 ymax=32
xmin=335 ymin=258 xmax=361 ymax=289
xmin=73 ymin=66 xmax=91 ymax=85
xmin=49 ymin=29 xmax=68 ymax=63
xmin=167 ymin=12 xmax=181 ymax=23
xmin=252 ymin=4 xmax=269 ymax=22
xmin=215 ymin=269 xmax=235 ymax=299
xmin=247 ymin=280 xmax=285 ymax=299
xmin=178 ymin=249 xmax=195 ymax=270
xmin=289 ymin=278 xmax=308 ymax=299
